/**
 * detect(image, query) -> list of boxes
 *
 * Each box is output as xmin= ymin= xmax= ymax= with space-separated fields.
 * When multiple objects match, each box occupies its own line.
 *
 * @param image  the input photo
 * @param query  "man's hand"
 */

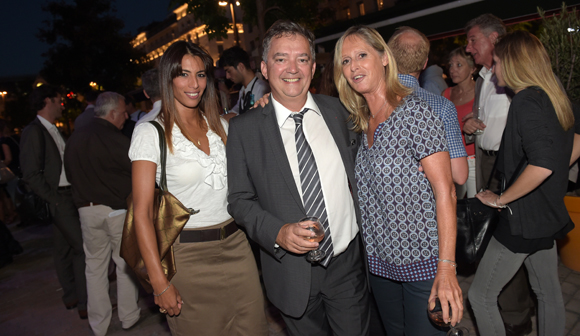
xmin=463 ymin=117 xmax=486 ymax=135
xmin=276 ymin=221 xmax=319 ymax=254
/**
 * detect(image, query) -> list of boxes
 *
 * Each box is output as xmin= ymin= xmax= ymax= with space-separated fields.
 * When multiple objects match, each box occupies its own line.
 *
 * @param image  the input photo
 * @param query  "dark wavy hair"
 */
xmin=158 ymin=41 xmax=227 ymax=152
xmin=29 ymin=84 xmax=60 ymax=112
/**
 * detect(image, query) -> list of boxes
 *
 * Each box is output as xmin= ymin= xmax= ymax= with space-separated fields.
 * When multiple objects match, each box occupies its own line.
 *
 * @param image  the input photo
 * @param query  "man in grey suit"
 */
xmin=227 ymin=20 xmax=370 ymax=335
xmin=74 ymin=90 xmax=99 ymax=130
xmin=21 ymin=85 xmax=87 ymax=319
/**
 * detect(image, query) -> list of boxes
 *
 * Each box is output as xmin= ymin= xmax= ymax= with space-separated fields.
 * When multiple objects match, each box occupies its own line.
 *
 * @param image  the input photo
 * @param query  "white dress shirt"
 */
xmin=136 ymin=100 xmax=162 ymax=125
xmin=476 ymin=66 xmax=511 ymax=151
xmin=272 ymin=93 xmax=358 ymax=256
xmin=37 ymin=115 xmax=70 ymax=187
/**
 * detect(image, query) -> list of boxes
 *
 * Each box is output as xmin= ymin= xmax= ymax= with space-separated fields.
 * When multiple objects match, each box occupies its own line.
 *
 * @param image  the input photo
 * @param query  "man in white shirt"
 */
xmin=227 ymin=21 xmax=370 ymax=335
xmin=20 ymin=84 xmax=87 ymax=319
xmin=136 ymin=68 xmax=162 ymax=125
xmin=220 ymin=46 xmax=270 ymax=115
xmin=463 ymin=14 xmax=534 ymax=336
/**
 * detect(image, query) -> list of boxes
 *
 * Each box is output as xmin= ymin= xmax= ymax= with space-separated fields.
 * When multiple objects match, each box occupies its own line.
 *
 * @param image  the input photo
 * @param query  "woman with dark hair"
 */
xmin=468 ymin=31 xmax=574 ymax=336
xmin=129 ymin=41 xmax=267 ymax=335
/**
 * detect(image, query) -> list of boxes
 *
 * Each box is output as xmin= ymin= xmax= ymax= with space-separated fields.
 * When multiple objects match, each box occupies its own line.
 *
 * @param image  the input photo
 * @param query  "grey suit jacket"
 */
xmin=74 ymin=106 xmax=95 ymax=130
xmin=227 ymin=94 xmax=364 ymax=317
xmin=20 ymin=117 xmax=64 ymax=204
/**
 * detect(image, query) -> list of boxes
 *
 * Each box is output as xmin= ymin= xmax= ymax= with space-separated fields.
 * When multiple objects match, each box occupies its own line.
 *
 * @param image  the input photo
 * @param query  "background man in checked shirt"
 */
xmin=388 ymin=26 xmax=468 ymax=185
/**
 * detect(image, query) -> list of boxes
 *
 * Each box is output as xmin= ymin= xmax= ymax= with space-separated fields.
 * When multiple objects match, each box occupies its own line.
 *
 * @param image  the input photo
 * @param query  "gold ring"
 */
xmin=159 ymin=308 xmax=167 ymax=314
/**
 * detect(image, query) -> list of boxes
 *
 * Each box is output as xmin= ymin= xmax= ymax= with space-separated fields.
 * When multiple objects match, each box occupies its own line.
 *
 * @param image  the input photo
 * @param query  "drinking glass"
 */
xmin=427 ymin=298 xmax=470 ymax=336
xmin=300 ymin=216 xmax=326 ymax=263
xmin=472 ymin=117 xmax=484 ymax=135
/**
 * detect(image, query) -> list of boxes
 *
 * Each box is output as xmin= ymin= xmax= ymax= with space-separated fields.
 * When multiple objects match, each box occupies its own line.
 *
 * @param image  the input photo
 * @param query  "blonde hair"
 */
xmin=334 ymin=25 xmax=411 ymax=133
xmin=495 ymin=31 xmax=573 ymax=131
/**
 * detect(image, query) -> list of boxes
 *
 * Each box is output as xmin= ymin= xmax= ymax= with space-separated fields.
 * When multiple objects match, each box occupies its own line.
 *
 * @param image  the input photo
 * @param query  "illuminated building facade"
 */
xmin=131 ymin=4 xmax=262 ymax=67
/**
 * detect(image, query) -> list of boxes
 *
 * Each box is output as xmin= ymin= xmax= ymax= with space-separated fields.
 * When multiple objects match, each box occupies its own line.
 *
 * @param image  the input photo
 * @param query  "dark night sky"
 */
xmin=0 ymin=0 xmax=173 ymax=78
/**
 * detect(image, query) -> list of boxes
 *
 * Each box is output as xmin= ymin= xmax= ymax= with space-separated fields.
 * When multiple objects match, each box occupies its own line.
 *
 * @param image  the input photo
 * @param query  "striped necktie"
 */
xmin=292 ymin=108 xmax=334 ymax=266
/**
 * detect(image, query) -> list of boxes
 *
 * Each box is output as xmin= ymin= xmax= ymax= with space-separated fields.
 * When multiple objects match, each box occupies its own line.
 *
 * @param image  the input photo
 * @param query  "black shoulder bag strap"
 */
xmin=484 ymin=153 xmax=527 ymax=193
xmin=148 ymin=121 xmax=168 ymax=193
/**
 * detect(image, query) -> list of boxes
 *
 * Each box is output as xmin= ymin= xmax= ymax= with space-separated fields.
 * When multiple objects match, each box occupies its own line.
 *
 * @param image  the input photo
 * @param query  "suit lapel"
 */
xmin=261 ymin=103 xmax=305 ymax=210
xmin=33 ymin=118 xmax=62 ymax=167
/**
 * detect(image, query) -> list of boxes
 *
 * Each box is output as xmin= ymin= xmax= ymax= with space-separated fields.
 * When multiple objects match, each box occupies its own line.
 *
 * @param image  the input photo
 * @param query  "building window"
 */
xmin=358 ymin=2 xmax=365 ymax=16
xmin=377 ymin=0 xmax=384 ymax=10
xmin=342 ymin=7 xmax=351 ymax=20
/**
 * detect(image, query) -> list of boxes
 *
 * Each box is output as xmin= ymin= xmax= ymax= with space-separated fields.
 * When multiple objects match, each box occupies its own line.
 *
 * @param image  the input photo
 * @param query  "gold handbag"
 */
xmin=120 ymin=121 xmax=199 ymax=293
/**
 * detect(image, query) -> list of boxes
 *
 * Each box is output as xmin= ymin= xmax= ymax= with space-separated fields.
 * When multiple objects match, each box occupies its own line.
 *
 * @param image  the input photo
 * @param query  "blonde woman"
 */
xmin=334 ymin=25 xmax=462 ymax=335
xmin=468 ymin=31 xmax=574 ymax=336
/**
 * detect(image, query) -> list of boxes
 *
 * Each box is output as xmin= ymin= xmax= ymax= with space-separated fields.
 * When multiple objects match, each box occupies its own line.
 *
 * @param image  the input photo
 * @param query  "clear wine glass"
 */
xmin=300 ymin=216 xmax=326 ymax=263
xmin=427 ymin=298 xmax=470 ymax=336
xmin=472 ymin=117 xmax=485 ymax=135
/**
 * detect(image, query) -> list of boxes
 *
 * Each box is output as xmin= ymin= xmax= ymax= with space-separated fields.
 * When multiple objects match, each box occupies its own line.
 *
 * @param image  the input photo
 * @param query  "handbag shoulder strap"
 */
xmin=485 ymin=152 xmax=527 ymax=192
xmin=148 ymin=121 xmax=168 ymax=191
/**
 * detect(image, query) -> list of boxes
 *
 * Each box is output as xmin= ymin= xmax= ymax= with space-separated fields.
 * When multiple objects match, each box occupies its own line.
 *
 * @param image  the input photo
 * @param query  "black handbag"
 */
xmin=15 ymin=180 xmax=51 ymax=225
xmin=455 ymin=155 xmax=526 ymax=265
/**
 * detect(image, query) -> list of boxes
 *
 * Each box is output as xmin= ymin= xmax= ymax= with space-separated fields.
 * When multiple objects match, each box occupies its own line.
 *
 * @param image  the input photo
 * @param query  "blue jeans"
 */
xmin=468 ymin=237 xmax=565 ymax=336
xmin=369 ymin=274 xmax=445 ymax=336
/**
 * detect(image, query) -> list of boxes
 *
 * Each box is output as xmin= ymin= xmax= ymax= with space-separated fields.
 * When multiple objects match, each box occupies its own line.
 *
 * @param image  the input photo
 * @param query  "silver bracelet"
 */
xmin=489 ymin=195 xmax=513 ymax=215
xmin=153 ymin=284 xmax=171 ymax=297
xmin=437 ymin=258 xmax=457 ymax=267
xmin=438 ymin=259 xmax=457 ymax=275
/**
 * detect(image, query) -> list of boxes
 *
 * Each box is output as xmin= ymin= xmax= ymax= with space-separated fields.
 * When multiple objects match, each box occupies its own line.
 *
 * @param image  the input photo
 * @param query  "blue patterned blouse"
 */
xmin=356 ymin=94 xmax=448 ymax=282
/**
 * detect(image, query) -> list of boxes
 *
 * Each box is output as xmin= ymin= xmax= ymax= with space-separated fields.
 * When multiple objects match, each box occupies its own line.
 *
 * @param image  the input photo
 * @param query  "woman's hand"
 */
xmin=252 ymin=93 xmax=270 ymax=108
xmin=154 ymin=283 xmax=183 ymax=317
xmin=475 ymin=190 xmax=502 ymax=208
xmin=429 ymin=264 xmax=463 ymax=326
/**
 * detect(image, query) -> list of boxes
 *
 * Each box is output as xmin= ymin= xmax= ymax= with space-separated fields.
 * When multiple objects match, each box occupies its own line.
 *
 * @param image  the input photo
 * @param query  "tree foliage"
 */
xmin=38 ymin=0 xmax=148 ymax=93
xmin=538 ymin=2 xmax=580 ymax=101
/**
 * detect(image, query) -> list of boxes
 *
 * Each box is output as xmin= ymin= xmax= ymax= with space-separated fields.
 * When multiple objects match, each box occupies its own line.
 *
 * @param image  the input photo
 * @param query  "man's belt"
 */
xmin=481 ymin=149 xmax=498 ymax=156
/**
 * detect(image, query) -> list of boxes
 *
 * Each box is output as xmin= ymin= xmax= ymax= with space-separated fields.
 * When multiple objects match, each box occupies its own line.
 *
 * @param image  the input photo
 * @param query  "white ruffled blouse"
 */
xmin=128 ymin=117 xmax=231 ymax=228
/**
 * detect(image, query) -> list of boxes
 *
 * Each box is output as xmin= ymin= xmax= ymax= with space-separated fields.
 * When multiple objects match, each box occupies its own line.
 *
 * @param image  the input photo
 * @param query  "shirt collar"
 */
xmin=272 ymin=92 xmax=321 ymax=128
xmin=398 ymin=74 xmax=420 ymax=90
xmin=479 ymin=66 xmax=492 ymax=79
xmin=37 ymin=115 xmax=56 ymax=130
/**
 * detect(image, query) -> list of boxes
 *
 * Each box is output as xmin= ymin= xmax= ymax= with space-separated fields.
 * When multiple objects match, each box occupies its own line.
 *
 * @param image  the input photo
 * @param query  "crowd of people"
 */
xmin=7 ymin=11 xmax=579 ymax=336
